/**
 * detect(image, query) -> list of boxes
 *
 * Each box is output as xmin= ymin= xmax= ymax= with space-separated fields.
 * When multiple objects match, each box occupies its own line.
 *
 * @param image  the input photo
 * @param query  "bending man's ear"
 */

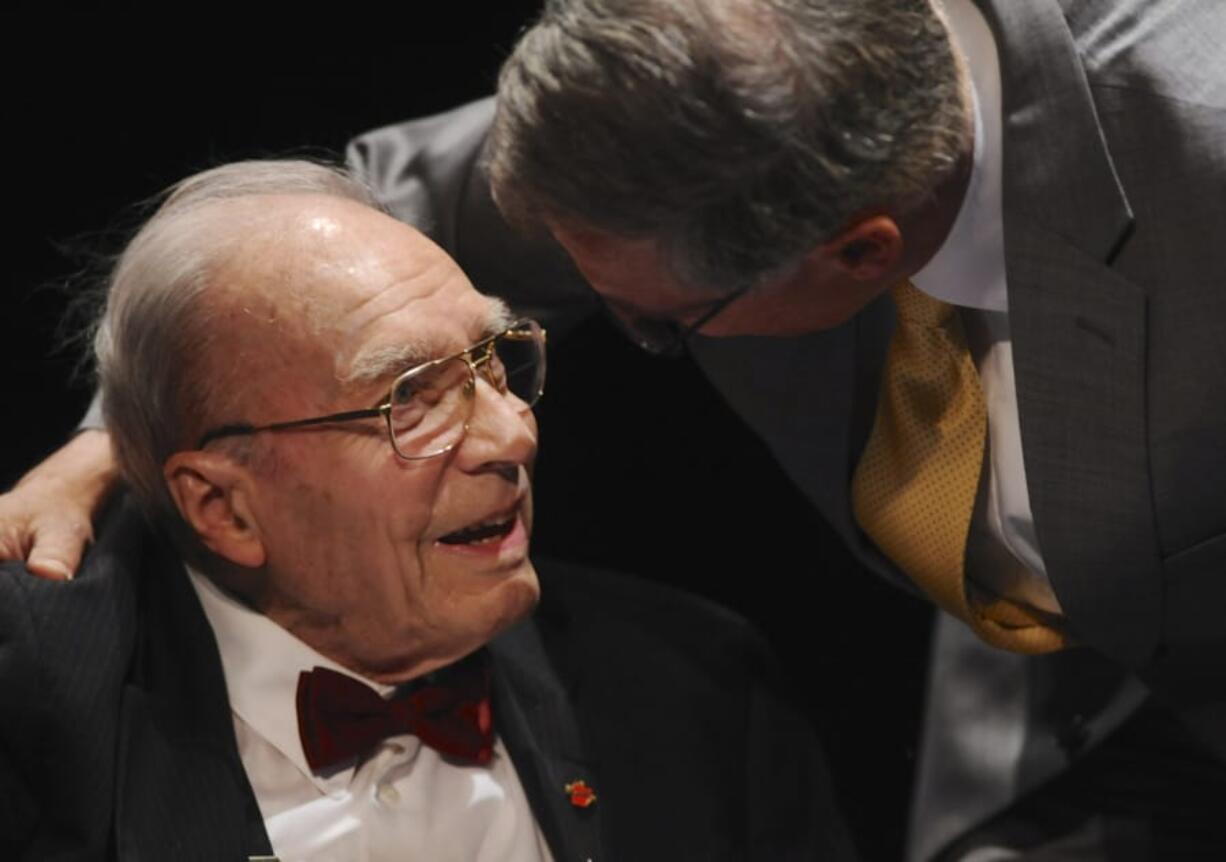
xmin=164 ymin=451 xmax=266 ymax=569
xmin=819 ymin=215 xmax=905 ymax=281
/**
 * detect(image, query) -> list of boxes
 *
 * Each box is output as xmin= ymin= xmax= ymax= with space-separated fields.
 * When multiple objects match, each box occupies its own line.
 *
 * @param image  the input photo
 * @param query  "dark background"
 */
xmin=2 ymin=16 xmax=933 ymax=859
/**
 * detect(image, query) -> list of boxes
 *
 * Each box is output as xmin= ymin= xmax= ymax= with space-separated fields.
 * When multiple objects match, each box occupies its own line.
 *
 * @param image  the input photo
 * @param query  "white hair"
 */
xmin=94 ymin=159 xmax=379 ymax=522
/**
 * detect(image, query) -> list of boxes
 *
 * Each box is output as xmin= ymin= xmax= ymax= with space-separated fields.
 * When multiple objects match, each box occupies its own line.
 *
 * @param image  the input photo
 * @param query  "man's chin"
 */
xmin=365 ymin=564 xmax=539 ymax=685
xmin=479 ymin=559 xmax=541 ymax=641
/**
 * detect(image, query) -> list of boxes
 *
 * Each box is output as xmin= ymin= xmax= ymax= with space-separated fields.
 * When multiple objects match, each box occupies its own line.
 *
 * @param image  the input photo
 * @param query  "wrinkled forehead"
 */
xmin=213 ymin=196 xmax=505 ymax=399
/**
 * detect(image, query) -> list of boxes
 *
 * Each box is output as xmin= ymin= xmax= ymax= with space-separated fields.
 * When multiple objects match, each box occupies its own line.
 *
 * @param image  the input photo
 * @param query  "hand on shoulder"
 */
xmin=0 ymin=430 xmax=119 ymax=580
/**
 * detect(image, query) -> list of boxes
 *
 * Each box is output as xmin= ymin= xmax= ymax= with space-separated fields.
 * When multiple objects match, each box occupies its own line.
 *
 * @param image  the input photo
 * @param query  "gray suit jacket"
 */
xmin=347 ymin=1 xmax=1226 ymax=857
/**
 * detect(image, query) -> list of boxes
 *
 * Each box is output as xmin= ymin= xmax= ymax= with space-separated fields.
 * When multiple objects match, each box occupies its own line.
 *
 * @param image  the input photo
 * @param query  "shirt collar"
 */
xmin=911 ymin=0 xmax=1007 ymax=312
xmin=186 ymin=566 xmax=395 ymax=795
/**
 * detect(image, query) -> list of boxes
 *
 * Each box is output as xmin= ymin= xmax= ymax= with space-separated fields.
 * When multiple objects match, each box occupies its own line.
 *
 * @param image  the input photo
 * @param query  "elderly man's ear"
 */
xmin=163 ymin=452 xmax=267 ymax=569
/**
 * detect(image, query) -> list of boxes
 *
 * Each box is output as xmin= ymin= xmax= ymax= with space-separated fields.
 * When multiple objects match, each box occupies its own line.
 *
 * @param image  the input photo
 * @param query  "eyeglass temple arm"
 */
xmin=195 ymin=325 xmax=544 ymax=448
xmin=197 ymin=406 xmax=387 ymax=448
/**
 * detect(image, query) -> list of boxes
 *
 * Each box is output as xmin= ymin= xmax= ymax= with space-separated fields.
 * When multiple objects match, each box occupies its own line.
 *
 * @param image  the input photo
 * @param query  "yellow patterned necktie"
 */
xmin=851 ymin=281 xmax=1068 ymax=655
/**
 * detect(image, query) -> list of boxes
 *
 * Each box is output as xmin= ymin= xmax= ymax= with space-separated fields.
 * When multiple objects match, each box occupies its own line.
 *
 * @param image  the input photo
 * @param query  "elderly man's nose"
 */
xmin=457 ymin=379 xmax=538 ymax=470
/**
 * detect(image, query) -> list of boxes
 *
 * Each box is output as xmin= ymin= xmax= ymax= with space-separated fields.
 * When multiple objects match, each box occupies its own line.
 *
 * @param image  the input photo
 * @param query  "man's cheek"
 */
xmin=383 ymin=509 xmax=435 ymax=587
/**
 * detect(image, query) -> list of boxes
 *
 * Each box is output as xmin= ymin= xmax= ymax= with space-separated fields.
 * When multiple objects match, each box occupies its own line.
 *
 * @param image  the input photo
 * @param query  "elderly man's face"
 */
xmin=212 ymin=197 xmax=539 ymax=683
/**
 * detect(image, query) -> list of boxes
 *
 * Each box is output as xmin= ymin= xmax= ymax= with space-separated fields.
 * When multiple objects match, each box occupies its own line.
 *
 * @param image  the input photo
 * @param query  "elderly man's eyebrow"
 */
xmin=481 ymin=299 xmax=515 ymax=338
xmin=342 ymin=340 xmax=437 ymax=388
xmin=340 ymin=300 xmax=516 ymax=388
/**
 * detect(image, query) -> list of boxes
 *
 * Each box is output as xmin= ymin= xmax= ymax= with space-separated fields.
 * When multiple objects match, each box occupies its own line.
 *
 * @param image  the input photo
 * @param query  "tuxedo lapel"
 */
xmin=488 ymin=615 xmax=603 ymax=862
xmin=114 ymin=688 xmax=273 ymax=861
xmin=113 ymin=525 xmax=272 ymax=861
xmin=976 ymin=0 xmax=1163 ymax=666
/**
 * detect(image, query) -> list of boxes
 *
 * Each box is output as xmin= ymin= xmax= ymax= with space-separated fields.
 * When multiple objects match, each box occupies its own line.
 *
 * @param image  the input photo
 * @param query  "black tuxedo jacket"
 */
xmin=0 ymin=501 xmax=853 ymax=861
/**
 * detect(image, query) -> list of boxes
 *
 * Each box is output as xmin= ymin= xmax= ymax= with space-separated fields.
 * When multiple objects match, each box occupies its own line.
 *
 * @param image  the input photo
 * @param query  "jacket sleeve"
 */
xmin=0 ymin=542 xmax=138 ymax=859
xmin=0 ymin=567 xmax=43 ymax=855
xmin=0 ymin=745 xmax=36 ymax=856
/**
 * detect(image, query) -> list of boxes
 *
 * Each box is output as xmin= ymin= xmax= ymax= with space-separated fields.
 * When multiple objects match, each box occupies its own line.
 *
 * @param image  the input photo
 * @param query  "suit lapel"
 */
xmin=114 ymin=525 xmax=272 ymax=861
xmin=975 ymin=0 xmax=1133 ymax=252
xmin=688 ymin=300 xmax=900 ymax=585
xmin=488 ymin=615 xmax=603 ymax=862
xmin=978 ymin=0 xmax=1163 ymax=666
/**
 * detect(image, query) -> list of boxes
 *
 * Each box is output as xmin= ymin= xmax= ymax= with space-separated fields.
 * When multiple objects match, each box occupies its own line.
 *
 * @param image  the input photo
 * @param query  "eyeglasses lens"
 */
xmin=388 ymin=324 xmax=545 ymax=459
xmin=493 ymin=326 xmax=547 ymax=407
xmin=389 ymin=358 xmax=472 ymax=458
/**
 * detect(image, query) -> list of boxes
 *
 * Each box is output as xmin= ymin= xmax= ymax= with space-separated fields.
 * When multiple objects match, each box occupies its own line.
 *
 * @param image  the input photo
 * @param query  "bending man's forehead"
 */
xmin=339 ymin=298 xmax=514 ymax=387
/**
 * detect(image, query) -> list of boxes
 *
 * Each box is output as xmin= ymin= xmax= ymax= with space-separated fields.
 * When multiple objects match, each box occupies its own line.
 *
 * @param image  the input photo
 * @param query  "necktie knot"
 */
xmin=296 ymin=653 xmax=494 ymax=774
xmin=891 ymin=280 xmax=954 ymax=328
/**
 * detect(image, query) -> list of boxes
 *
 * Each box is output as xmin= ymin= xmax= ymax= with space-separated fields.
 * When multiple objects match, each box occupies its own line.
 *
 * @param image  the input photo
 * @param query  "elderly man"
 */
xmin=0 ymin=160 xmax=852 ymax=860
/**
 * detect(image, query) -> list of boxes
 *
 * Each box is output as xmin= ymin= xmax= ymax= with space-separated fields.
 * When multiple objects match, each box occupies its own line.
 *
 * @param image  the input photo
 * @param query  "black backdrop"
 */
xmin=2 ymin=15 xmax=933 ymax=859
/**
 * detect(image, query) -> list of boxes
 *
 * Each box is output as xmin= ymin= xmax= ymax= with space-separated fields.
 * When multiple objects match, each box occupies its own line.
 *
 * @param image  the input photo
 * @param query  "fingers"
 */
xmin=26 ymin=559 xmax=74 ymax=581
xmin=0 ymin=491 xmax=94 ymax=581
xmin=25 ymin=514 xmax=94 ymax=581
xmin=0 ymin=508 xmax=90 ymax=581
xmin=0 ymin=521 xmax=33 ymax=568
xmin=26 ymin=525 xmax=88 ymax=581
xmin=0 ymin=430 xmax=119 ymax=582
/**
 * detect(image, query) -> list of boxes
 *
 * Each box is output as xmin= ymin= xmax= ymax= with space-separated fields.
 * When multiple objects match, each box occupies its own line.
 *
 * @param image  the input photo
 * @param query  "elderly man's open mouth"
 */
xmin=436 ymin=499 xmax=527 ymax=553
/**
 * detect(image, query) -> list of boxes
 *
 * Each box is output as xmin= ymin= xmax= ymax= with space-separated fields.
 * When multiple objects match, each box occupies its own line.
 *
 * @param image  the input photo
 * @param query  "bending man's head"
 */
xmin=489 ymin=0 xmax=971 ymax=335
xmin=95 ymin=161 xmax=541 ymax=681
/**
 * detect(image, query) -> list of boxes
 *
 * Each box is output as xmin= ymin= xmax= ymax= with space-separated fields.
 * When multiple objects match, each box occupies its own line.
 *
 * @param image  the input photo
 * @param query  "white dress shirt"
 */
xmin=911 ymin=0 xmax=1061 ymax=615
xmin=187 ymin=568 xmax=554 ymax=862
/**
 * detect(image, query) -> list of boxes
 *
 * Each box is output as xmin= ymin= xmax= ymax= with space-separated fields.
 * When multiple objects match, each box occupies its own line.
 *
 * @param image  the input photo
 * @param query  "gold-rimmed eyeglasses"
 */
xmin=197 ymin=319 xmax=546 ymax=460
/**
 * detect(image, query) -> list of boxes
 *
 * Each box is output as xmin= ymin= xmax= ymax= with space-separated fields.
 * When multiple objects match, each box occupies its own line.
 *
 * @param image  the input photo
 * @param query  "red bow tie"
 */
xmin=296 ymin=654 xmax=494 ymax=773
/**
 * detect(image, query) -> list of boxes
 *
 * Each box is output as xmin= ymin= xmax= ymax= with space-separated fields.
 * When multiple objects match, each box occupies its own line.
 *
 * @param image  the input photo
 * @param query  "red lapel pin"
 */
xmin=565 ymin=779 xmax=597 ymax=808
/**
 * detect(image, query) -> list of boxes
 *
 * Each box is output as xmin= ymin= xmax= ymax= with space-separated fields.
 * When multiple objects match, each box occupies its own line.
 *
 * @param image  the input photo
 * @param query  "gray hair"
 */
xmin=94 ymin=159 xmax=379 ymax=522
xmin=488 ymin=0 xmax=969 ymax=291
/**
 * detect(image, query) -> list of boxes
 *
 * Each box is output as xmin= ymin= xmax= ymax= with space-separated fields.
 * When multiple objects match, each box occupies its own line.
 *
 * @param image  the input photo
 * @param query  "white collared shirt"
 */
xmin=911 ymin=0 xmax=1061 ymax=614
xmin=187 ymin=568 xmax=554 ymax=862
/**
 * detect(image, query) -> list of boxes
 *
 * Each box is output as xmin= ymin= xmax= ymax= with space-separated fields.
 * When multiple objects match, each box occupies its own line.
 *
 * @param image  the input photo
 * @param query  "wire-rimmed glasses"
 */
xmin=597 ymin=284 xmax=749 ymax=357
xmin=197 ymin=319 xmax=546 ymax=460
